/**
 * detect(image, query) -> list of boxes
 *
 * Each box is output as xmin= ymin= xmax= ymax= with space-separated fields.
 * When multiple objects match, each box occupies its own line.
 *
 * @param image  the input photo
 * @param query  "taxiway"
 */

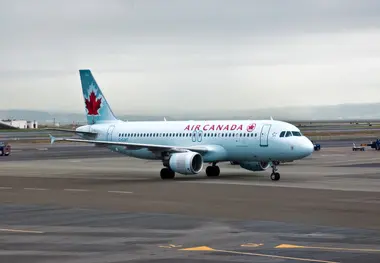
xmin=1 ymin=143 xmax=380 ymax=262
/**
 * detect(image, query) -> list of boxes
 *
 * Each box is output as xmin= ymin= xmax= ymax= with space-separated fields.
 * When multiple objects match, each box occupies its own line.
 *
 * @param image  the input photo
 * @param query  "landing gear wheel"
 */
xmin=206 ymin=166 xmax=220 ymax=177
xmin=270 ymin=163 xmax=280 ymax=181
xmin=160 ymin=168 xmax=175 ymax=179
xmin=270 ymin=172 xmax=280 ymax=181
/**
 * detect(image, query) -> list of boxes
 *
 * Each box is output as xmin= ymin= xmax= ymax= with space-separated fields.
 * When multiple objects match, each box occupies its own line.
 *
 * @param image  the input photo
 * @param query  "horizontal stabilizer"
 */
xmin=44 ymin=128 xmax=97 ymax=135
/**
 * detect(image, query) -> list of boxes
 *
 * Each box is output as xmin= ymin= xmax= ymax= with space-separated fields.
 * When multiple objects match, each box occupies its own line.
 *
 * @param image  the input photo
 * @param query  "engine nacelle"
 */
xmin=239 ymin=161 xmax=271 ymax=171
xmin=168 ymin=152 xmax=204 ymax=175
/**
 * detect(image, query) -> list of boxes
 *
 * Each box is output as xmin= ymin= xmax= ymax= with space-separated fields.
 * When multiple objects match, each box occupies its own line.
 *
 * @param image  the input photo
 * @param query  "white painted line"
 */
xmin=24 ymin=188 xmax=47 ymax=191
xmin=0 ymin=187 xmax=12 ymax=190
xmin=0 ymin=228 xmax=44 ymax=234
xmin=63 ymin=188 xmax=89 ymax=192
xmin=107 ymin=190 xmax=133 ymax=194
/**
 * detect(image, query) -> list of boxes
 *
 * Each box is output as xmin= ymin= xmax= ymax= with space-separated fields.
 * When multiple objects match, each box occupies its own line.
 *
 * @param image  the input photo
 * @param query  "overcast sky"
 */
xmin=1 ymin=0 xmax=380 ymax=115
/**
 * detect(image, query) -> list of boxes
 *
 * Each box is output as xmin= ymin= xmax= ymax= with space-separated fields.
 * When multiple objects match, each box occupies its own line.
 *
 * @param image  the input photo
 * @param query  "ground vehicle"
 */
xmin=311 ymin=140 xmax=321 ymax=151
xmin=353 ymin=143 xmax=365 ymax=151
xmin=0 ymin=142 xmax=11 ymax=156
xmin=360 ymin=139 xmax=380 ymax=150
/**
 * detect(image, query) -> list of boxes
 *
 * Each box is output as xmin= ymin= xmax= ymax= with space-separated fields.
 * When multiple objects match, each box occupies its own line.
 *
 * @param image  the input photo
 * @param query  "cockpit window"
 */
xmin=280 ymin=130 xmax=303 ymax=138
xmin=291 ymin=131 xmax=302 ymax=136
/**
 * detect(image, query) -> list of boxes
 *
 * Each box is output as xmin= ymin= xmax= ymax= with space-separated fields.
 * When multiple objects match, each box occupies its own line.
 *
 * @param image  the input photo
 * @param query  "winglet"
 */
xmin=49 ymin=134 xmax=56 ymax=144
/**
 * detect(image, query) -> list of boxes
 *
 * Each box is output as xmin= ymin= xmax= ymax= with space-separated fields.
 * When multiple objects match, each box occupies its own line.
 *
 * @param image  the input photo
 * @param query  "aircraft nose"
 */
xmin=300 ymin=137 xmax=314 ymax=157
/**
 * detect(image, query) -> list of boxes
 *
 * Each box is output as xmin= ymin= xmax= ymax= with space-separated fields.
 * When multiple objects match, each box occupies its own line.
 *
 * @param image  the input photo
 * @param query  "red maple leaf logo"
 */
xmin=247 ymin=123 xmax=256 ymax=132
xmin=85 ymin=91 xmax=102 ymax=115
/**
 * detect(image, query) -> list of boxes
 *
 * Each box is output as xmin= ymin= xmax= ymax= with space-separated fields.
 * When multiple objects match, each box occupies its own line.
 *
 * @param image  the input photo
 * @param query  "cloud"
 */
xmin=1 ymin=0 xmax=380 ymax=115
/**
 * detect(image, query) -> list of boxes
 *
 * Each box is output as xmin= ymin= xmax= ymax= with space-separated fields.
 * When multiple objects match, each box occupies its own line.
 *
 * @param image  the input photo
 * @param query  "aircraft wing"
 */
xmin=49 ymin=135 xmax=209 ymax=154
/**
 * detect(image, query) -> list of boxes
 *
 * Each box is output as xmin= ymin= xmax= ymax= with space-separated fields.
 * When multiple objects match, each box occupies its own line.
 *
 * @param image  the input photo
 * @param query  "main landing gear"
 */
xmin=160 ymin=167 xmax=175 ymax=179
xmin=206 ymin=162 xmax=220 ymax=177
xmin=270 ymin=162 xmax=280 ymax=181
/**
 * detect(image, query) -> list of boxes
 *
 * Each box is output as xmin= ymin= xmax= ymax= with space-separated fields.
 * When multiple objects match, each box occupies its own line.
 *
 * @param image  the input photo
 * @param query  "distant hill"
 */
xmin=2 ymin=103 xmax=380 ymax=124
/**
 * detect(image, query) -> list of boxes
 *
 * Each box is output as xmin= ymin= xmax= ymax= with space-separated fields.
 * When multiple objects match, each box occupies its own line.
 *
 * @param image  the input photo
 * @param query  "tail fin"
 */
xmin=79 ymin=69 xmax=118 ymax=124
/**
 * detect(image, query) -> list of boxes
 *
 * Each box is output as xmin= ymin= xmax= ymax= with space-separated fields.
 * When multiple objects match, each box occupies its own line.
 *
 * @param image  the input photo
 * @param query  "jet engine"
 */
xmin=167 ymin=152 xmax=204 ymax=175
xmin=239 ymin=161 xmax=271 ymax=171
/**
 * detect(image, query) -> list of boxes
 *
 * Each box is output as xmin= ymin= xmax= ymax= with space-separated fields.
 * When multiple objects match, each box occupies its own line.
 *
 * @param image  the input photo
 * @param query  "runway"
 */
xmin=1 ymin=142 xmax=380 ymax=262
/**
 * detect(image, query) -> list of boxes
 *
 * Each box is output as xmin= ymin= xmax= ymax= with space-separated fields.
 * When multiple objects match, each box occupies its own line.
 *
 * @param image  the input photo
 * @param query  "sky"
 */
xmin=1 ymin=0 xmax=380 ymax=115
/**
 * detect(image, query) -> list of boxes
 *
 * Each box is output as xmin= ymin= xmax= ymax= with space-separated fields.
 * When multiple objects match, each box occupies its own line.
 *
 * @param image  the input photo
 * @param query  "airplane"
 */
xmin=48 ymin=69 xmax=314 ymax=181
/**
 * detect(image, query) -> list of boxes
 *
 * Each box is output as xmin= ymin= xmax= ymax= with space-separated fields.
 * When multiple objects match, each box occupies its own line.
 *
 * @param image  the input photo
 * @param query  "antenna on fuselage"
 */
xmin=270 ymin=116 xmax=274 ymax=120
xmin=164 ymin=117 xmax=167 ymax=121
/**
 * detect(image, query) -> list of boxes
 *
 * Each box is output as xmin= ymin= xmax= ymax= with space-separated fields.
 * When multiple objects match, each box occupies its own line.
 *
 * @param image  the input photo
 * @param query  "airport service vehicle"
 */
xmin=311 ymin=140 xmax=321 ymax=151
xmin=361 ymin=139 xmax=380 ymax=150
xmin=0 ymin=142 xmax=11 ymax=156
xmin=352 ymin=143 xmax=365 ymax=151
xmin=48 ymin=69 xmax=314 ymax=181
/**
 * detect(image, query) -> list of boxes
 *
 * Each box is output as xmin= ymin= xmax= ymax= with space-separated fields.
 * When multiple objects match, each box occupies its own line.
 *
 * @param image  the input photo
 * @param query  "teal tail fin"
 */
xmin=79 ymin=69 xmax=118 ymax=125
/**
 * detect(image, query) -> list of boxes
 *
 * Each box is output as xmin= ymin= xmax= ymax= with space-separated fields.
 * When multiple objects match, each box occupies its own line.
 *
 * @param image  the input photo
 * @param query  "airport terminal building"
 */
xmin=0 ymin=119 xmax=38 ymax=129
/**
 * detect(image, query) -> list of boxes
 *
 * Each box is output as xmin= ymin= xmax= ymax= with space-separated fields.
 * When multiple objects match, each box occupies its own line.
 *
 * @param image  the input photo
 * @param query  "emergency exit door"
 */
xmin=107 ymin=125 xmax=115 ymax=141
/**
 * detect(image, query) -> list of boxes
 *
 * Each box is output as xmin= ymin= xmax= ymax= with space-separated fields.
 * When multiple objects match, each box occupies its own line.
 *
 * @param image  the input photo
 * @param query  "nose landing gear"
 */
xmin=270 ymin=162 xmax=280 ymax=181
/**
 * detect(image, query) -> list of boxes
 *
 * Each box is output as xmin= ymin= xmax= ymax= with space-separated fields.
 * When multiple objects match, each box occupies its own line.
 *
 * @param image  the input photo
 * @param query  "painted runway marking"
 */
xmin=36 ymin=148 xmax=48 ymax=151
xmin=0 ymin=228 xmax=44 ymax=234
xmin=276 ymin=243 xmax=380 ymax=253
xmin=159 ymin=244 xmax=182 ymax=248
xmin=24 ymin=188 xmax=47 ymax=191
xmin=63 ymin=188 xmax=89 ymax=192
xmin=0 ymin=187 xmax=12 ymax=190
xmin=107 ymin=190 xmax=133 ymax=194
xmin=179 ymin=246 xmax=337 ymax=263
xmin=241 ymin=243 xmax=263 ymax=248
xmin=320 ymin=154 xmax=346 ymax=157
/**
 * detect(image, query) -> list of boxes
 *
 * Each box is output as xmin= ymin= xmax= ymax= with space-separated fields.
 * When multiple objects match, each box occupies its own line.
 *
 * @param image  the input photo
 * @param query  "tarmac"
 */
xmin=1 ymin=142 xmax=380 ymax=262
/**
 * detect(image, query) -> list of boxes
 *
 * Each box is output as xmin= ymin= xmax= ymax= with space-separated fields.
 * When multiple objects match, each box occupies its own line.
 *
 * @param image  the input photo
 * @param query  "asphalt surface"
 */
xmin=1 ymin=142 xmax=380 ymax=262
xmin=0 ymin=138 xmax=377 ymax=163
xmin=0 ymin=143 xmax=120 ymax=161
xmin=316 ymin=138 xmax=377 ymax=148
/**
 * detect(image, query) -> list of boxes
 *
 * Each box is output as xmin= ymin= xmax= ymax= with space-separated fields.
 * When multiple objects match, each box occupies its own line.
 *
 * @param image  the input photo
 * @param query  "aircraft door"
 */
xmin=107 ymin=125 xmax=115 ymax=141
xmin=260 ymin=124 xmax=271 ymax=147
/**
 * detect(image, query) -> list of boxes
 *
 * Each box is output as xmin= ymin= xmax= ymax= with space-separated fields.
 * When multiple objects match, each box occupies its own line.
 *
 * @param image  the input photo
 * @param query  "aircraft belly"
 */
xmin=108 ymin=146 xmax=158 ymax=160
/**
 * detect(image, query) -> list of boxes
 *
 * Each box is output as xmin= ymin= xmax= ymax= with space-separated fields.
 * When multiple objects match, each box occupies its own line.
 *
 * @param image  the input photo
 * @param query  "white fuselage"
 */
xmin=77 ymin=119 xmax=314 ymax=163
